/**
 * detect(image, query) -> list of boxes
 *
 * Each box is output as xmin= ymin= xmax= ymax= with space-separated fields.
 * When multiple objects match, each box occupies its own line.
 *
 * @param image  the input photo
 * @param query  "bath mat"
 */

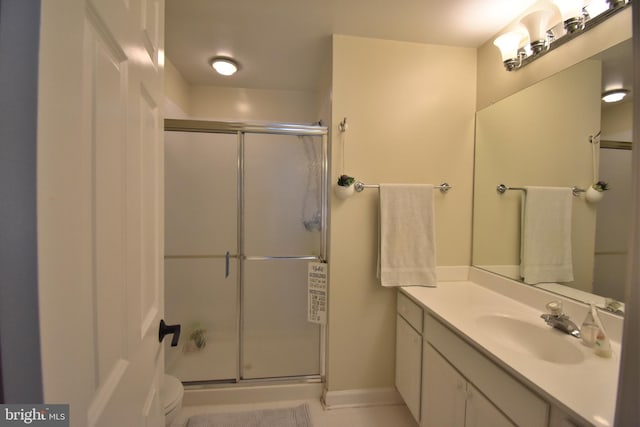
xmin=185 ymin=403 xmax=312 ymax=427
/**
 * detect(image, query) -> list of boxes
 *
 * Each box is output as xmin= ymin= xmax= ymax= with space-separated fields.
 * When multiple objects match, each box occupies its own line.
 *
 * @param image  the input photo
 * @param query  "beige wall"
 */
xmin=164 ymin=58 xmax=322 ymax=123
xmin=602 ymin=101 xmax=633 ymax=141
xmin=188 ymin=86 xmax=319 ymax=123
xmin=477 ymin=6 xmax=632 ymax=110
xmin=165 ymin=58 xmax=191 ymax=117
xmin=327 ymin=35 xmax=476 ymax=391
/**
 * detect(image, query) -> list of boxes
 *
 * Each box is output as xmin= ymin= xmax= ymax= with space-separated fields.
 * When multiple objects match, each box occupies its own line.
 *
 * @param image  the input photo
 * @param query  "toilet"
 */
xmin=161 ymin=374 xmax=184 ymax=427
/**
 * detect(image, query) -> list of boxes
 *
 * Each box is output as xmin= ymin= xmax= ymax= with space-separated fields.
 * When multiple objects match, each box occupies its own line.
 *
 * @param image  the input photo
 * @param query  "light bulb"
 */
xmin=211 ymin=57 xmax=239 ymax=76
xmin=602 ymin=89 xmax=629 ymax=103
xmin=520 ymin=10 xmax=555 ymax=54
xmin=553 ymin=0 xmax=585 ymax=32
xmin=493 ymin=32 xmax=524 ymax=62
xmin=553 ymin=0 xmax=584 ymax=20
xmin=493 ymin=32 xmax=525 ymax=70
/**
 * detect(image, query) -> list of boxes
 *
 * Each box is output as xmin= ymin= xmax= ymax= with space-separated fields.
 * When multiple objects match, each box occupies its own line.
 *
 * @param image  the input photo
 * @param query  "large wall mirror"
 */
xmin=473 ymin=38 xmax=632 ymax=315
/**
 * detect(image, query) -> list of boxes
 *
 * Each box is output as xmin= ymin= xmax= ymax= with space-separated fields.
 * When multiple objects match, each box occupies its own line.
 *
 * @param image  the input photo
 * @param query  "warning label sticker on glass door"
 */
xmin=308 ymin=262 xmax=327 ymax=324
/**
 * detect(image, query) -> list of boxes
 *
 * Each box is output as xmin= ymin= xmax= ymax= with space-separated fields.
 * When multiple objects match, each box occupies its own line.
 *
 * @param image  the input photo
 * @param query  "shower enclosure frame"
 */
xmin=164 ymin=118 xmax=329 ymax=386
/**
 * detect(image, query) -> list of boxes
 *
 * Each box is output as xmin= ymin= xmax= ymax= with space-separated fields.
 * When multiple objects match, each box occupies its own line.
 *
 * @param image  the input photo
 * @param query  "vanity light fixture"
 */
xmin=494 ymin=0 xmax=629 ymax=72
xmin=601 ymin=89 xmax=629 ymax=103
xmin=584 ymin=0 xmax=609 ymax=17
xmin=493 ymin=31 xmax=525 ymax=71
xmin=520 ymin=9 xmax=555 ymax=54
xmin=606 ymin=0 xmax=627 ymax=8
xmin=553 ymin=0 xmax=585 ymax=33
xmin=211 ymin=57 xmax=239 ymax=76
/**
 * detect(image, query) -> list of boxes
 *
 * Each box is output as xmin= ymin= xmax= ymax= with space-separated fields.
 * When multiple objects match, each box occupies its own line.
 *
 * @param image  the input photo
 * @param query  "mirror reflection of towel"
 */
xmin=520 ymin=186 xmax=574 ymax=284
xmin=378 ymin=184 xmax=437 ymax=287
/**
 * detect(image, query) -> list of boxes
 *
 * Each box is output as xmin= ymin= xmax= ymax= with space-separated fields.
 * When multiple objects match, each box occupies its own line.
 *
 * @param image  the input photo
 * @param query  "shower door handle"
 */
xmin=159 ymin=319 xmax=181 ymax=347
xmin=225 ymin=251 xmax=230 ymax=278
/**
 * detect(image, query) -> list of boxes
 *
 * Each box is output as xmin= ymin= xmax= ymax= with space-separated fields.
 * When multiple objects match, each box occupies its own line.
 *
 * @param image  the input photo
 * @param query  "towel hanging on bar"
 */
xmin=378 ymin=184 xmax=437 ymax=287
xmin=520 ymin=186 xmax=574 ymax=284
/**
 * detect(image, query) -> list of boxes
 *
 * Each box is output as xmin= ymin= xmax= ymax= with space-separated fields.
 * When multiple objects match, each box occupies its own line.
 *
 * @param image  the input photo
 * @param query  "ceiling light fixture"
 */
xmin=601 ymin=89 xmax=629 ymax=103
xmin=211 ymin=57 xmax=239 ymax=76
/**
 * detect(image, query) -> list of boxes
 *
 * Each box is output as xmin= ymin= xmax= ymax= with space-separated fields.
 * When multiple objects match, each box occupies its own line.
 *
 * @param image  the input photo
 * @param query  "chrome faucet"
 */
xmin=541 ymin=300 xmax=581 ymax=338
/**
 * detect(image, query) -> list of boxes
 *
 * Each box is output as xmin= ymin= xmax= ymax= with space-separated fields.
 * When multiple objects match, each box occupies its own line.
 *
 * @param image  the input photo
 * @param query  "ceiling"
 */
xmin=165 ymin=0 xmax=541 ymax=91
xmin=165 ymin=0 xmax=632 ymax=104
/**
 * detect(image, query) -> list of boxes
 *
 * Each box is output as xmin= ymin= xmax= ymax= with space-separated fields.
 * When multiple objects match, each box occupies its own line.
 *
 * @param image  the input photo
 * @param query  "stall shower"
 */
xmin=164 ymin=119 xmax=328 ymax=385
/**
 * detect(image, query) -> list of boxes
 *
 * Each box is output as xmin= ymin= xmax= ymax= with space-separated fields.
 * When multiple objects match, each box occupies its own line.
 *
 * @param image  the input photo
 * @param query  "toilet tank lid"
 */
xmin=161 ymin=375 xmax=184 ymax=409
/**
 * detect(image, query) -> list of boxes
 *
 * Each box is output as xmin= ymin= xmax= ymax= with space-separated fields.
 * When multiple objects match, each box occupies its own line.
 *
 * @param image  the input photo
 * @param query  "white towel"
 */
xmin=520 ymin=186 xmax=574 ymax=284
xmin=378 ymin=184 xmax=437 ymax=287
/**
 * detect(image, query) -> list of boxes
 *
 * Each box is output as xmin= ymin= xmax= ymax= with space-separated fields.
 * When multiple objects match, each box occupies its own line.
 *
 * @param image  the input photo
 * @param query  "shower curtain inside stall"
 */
xmin=163 ymin=120 xmax=327 ymax=384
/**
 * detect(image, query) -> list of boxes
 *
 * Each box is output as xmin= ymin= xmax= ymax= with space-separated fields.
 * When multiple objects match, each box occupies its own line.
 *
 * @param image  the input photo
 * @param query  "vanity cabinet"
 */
xmin=422 ymin=342 xmax=514 ymax=427
xmin=422 ymin=312 xmax=548 ymax=427
xmin=395 ymin=291 xmax=550 ymax=427
xmin=395 ymin=293 xmax=423 ymax=422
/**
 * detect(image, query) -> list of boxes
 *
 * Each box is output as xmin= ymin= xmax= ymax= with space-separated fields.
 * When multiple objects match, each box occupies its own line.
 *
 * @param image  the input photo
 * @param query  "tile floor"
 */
xmin=172 ymin=398 xmax=419 ymax=427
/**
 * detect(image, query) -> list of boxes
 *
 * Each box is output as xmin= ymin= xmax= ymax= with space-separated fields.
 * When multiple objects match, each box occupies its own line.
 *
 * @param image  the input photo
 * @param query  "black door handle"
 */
xmin=159 ymin=319 xmax=181 ymax=347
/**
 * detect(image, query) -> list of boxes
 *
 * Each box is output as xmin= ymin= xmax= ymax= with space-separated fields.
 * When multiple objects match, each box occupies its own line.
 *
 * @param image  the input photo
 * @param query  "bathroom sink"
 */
xmin=476 ymin=314 xmax=585 ymax=365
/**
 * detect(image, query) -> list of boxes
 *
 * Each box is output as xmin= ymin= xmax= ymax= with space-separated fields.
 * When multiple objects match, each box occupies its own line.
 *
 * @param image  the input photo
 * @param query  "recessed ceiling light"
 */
xmin=602 ymin=89 xmax=629 ymax=103
xmin=211 ymin=57 xmax=238 ymax=76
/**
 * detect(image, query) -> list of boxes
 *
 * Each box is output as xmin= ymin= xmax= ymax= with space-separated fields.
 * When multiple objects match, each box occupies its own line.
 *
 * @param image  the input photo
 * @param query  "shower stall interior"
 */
xmin=164 ymin=119 xmax=328 ymax=385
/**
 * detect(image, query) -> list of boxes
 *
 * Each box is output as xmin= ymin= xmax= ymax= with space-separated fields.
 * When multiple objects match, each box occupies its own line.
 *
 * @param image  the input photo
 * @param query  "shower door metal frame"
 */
xmin=164 ymin=119 xmax=328 ymax=385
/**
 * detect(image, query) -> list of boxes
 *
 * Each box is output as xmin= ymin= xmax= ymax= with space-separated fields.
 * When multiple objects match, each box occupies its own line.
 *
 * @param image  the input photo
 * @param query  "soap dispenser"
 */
xmin=580 ymin=304 xmax=599 ymax=347
xmin=585 ymin=304 xmax=612 ymax=358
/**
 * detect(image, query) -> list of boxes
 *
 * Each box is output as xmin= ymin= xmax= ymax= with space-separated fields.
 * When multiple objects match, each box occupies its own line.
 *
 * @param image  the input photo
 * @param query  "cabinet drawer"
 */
xmin=424 ymin=313 xmax=548 ymax=427
xmin=397 ymin=292 xmax=423 ymax=333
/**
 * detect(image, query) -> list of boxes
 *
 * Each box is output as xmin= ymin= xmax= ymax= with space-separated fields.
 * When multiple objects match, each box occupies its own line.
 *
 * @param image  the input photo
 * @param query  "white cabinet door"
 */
xmin=424 ymin=313 xmax=548 ymax=427
xmin=465 ymin=383 xmax=515 ymax=427
xmin=421 ymin=343 xmax=466 ymax=427
xmin=396 ymin=315 xmax=422 ymax=422
xmin=422 ymin=343 xmax=514 ymax=427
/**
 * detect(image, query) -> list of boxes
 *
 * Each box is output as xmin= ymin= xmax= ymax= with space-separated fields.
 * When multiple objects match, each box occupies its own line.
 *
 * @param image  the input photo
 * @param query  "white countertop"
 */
xmin=401 ymin=280 xmax=620 ymax=427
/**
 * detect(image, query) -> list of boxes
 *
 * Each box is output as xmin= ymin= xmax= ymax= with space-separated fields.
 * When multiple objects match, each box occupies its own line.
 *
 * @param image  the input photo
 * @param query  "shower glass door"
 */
xmin=164 ymin=130 xmax=239 ymax=382
xmin=164 ymin=120 xmax=326 ymax=384
xmin=242 ymin=133 xmax=323 ymax=379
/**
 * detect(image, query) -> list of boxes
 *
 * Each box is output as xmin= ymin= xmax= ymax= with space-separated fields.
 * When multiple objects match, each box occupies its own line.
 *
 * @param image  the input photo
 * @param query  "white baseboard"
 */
xmin=322 ymin=387 xmax=404 ymax=409
xmin=183 ymin=382 xmax=323 ymax=407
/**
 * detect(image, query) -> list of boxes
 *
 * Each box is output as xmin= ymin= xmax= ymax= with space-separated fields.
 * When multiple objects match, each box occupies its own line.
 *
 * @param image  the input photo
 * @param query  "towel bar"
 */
xmin=497 ymin=184 xmax=585 ymax=197
xmin=354 ymin=182 xmax=452 ymax=193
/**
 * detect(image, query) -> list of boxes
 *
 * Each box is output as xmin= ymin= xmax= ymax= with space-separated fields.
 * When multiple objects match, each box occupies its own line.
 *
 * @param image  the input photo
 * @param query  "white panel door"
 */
xmin=37 ymin=0 xmax=166 ymax=426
